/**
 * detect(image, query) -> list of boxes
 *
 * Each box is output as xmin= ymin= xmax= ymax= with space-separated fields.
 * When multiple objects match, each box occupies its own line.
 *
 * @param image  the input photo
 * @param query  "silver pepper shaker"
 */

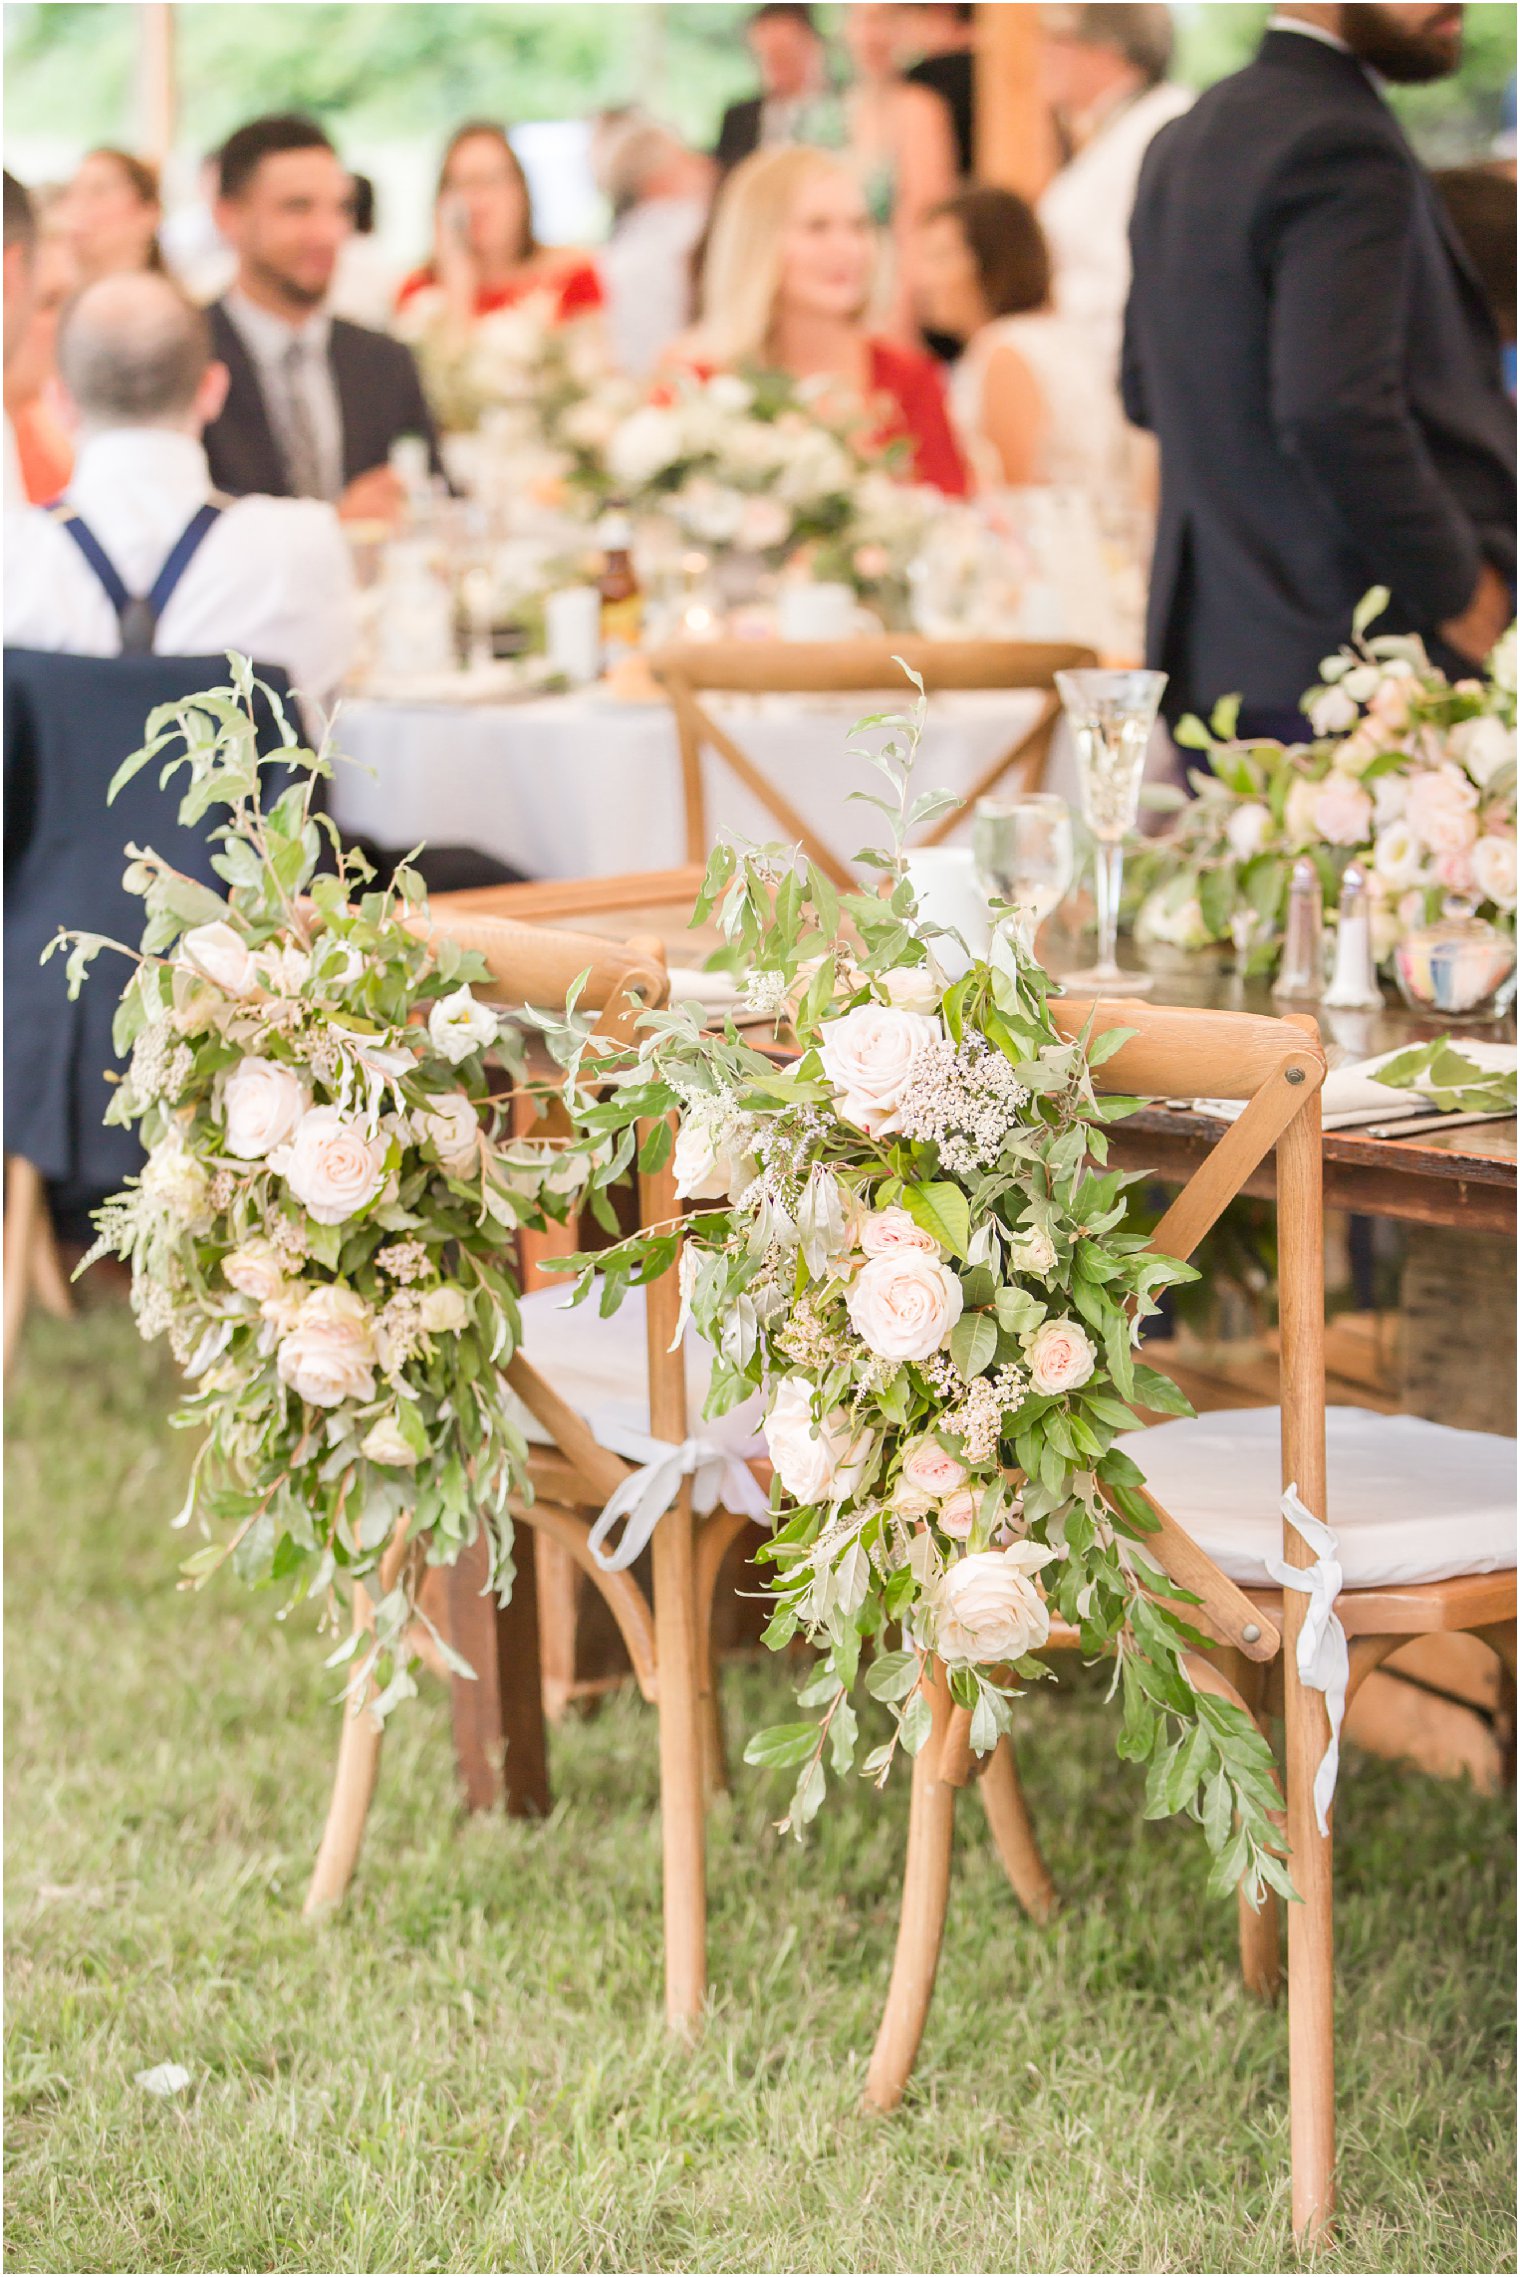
xmin=1273 ymin=856 xmax=1324 ymax=1002
xmin=1321 ymin=862 xmax=1383 ymax=1010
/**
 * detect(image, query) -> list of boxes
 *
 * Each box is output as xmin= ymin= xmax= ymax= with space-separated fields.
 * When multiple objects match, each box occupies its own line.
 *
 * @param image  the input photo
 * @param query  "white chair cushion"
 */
xmin=512 ymin=1282 xmax=764 ymax=1457
xmin=1116 ymin=1406 xmax=1516 ymax=1589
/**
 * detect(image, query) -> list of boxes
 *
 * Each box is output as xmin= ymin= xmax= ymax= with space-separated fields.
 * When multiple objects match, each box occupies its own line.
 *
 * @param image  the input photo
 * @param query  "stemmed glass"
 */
xmin=972 ymin=794 xmax=1075 ymax=953
xmin=1055 ymin=667 xmax=1168 ymax=993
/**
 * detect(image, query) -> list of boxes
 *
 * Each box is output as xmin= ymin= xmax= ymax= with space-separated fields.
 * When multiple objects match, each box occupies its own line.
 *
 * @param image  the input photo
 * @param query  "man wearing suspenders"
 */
xmin=4 ymin=270 xmax=355 ymax=704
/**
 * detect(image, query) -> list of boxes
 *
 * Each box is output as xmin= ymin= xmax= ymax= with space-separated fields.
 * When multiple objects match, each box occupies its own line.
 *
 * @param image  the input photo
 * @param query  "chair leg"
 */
xmin=1228 ymin=1652 xmax=1281 ymax=2003
xmin=4 ymin=1156 xmax=44 ymax=1377
xmin=864 ymin=1660 xmax=958 ymax=2113
xmin=651 ymin=1491 xmax=706 ymax=2036
xmin=1284 ymin=1650 xmax=1336 ymax=2242
xmin=305 ymin=1538 xmax=409 ymax=1914
xmin=978 ymin=1732 xmax=1056 ymax=1923
xmin=29 ymin=1190 xmax=74 ymax=1321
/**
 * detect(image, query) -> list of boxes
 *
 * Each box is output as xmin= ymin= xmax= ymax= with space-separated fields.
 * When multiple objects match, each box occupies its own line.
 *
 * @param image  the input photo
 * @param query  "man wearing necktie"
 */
xmin=203 ymin=113 xmax=443 ymax=523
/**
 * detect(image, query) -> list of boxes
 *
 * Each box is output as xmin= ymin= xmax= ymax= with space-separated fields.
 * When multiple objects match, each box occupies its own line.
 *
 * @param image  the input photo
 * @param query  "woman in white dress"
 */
xmin=912 ymin=186 xmax=1128 ymax=497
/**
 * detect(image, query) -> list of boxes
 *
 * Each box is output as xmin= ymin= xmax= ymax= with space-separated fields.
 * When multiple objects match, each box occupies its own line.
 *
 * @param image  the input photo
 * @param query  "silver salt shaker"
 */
xmin=1273 ymin=856 xmax=1324 ymax=1002
xmin=1321 ymin=861 xmax=1383 ymax=1009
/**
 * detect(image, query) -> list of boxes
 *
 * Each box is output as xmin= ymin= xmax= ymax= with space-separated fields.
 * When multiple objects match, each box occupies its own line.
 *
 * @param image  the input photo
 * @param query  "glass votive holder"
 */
xmin=1391 ymin=913 xmax=1517 ymax=1022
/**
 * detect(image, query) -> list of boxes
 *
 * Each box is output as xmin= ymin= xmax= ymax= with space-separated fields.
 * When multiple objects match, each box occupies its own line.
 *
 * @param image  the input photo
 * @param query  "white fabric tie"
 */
xmin=1264 ymin=1483 xmax=1348 ymax=1837
xmin=586 ymin=1423 xmax=771 ymax=1573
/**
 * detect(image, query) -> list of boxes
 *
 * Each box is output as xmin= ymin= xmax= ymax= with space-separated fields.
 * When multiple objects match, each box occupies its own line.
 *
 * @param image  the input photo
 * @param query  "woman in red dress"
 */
xmin=396 ymin=121 xmax=603 ymax=330
xmin=673 ymin=145 xmax=967 ymax=497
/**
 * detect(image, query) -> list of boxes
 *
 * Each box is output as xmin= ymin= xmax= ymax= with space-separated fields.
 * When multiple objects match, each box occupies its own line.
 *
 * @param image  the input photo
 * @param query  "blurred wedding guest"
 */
xmin=1434 ymin=166 xmax=1517 ymax=388
xmin=4 ymin=169 xmax=37 ymax=508
xmin=682 ymin=145 xmax=968 ymax=494
xmin=598 ymin=119 xmax=711 ymax=377
xmin=4 ymin=202 xmax=79 ymax=504
xmin=1123 ymin=3 xmax=1516 ymax=734
xmin=897 ymin=2 xmax=977 ymax=179
xmin=841 ymin=2 xmax=957 ymax=336
xmin=56 ymin=148 xmax=163 ymax=282
xmin=158 ymin=152 xmax=236 ymax=304
xmin=330 ymin=173 xmax=401 ymax=330
xmin=203 ymin=114 xmax=441 ymax=520
xmin=915 ymin=187 xmax=1125 ymax=492
xmin=714 ymin=4 xmax=841 ymax=177
xmin=396 ymin=122 xmax=602 ymax=326
xmin=4 ymin=272 xmax=355 ymax=699
xmin=1037 ymin=5 xmax=1190 ymax=377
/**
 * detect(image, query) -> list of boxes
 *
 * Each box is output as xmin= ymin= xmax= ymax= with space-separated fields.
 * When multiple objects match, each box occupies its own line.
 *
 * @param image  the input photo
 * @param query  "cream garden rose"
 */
xmin=419 ymin=1094 xmax=481 ymax=1176
xmin=673 ymin=1112 xmax=756 ymax=1202
xmin=428 ymin=984 xmax=498 ymax=1067
xmin=222 ymin=1239 xmax=287 ymax=1306
xmin=846 ymin=1249 xmax=963 ymax=1363
xmin=1006 ymin=1225 xmax=1057 ymax=1277
xmin=1472 ymin=833 xmax=1518 ymax=910
xmin=1225 ymin=801 xmax=1272 ymax=863
xmin=817 ymin=1003 xmax=942 ymax=1138
xmin=1312 ymin=775 xmax=1374 ymax=847
xmin=764 ymin=1375 xmax=871 ymax=1506
xmin=420 ymin=1285 xmax=470 ymax=1334
xmin=276 ymin=1285 xmax=377 ymax=1408
xmin=271 ymin=1107 xmax=389 ymax=1225
xmin=876 ymin=964 xmax=943 ymax=1015
xmin=361 ymin=1413 xmax=419 ymax=1468
xmin=141 ymin=1133 xmax=210 ymax=1228
xmin=933 ymin=1543 xmax=1058 ymax=1664
xmin=937 ymin=1488 xmax=977 ymax=1541
xmin=900 ymin=1437 xmax=967 ymax=1497
xmin=221 ymin=1056 xmax=309 ymax=1160
xmin=1025 ymin=1317 xmax=1097 ymax=1397
xmin=1404 ymin=768 xmax=1479 ymax=856
xmin=180 ymin=919 xmax=257 ymax=998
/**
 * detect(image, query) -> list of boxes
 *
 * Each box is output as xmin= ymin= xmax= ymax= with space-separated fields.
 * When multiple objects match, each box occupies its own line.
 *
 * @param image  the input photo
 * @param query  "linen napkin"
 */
xmin=1193 ymin=1040 xmax=1516 ymax=1128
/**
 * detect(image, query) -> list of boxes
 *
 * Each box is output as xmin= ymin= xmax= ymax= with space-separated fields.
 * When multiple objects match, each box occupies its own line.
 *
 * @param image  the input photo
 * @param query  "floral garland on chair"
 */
xmin=1133 ymin=592 xmax=1516 ymax=969
xmin=54 ymin=662 xmax=589 ymax=1716
xmin=551 ymin=671 xmax=1288 ymax=1904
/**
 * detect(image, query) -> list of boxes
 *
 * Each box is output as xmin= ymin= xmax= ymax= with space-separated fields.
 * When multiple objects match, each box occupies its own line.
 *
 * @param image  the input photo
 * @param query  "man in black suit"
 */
xmin=1122 ymin=4 xmax=1515 ymax=736
xmin=714 ymin=4 xmax=837 ymax=180
xmin=203 ymin=114 xmax=441 ymax=521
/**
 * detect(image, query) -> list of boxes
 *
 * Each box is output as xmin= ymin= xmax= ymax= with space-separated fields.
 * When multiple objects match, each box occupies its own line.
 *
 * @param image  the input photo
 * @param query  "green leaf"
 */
xmin=743 ymin=1722 xmax=818 ymax=1770
xmin=1352 ymin=585 xmax=1391 ymax=638
xmin=949 ymin=1310 xmax=998 ymax=1381
xmin=902 ymin=1181 xmax=971 ymax=1260
xmin=865 ymin=1648 xmax=920 ymax=1702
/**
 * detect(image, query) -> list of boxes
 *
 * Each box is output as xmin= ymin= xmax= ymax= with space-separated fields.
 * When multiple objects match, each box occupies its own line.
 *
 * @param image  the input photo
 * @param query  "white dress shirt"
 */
xmin=3 ymin=426 xmax=357 ymax=705
xmin=222 ymin=288 xmax=345 ymax=503
xmin=1037 ymin=79 xmax=1195 ymax=385
xmin=601 ymin=195 xmax=707 ymax=377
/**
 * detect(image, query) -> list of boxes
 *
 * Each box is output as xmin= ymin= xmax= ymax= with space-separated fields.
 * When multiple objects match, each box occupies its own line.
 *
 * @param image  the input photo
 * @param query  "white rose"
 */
xmin=846 ymin=1249 xmax=964 ymax=1363
xmin=1284 ymin=778 xmax=1324 ymax=848
xmin=222 ymin=1239 xmax=287 ymax=1305
xmin=1372 ymin=771 xmax=1408 ymax=828
xmin=361 ymin=1413 xmax=419 ymax=1468
xmin=763 ymin=1376 xmax=870 ymax=1506
xmin=420 ymin=1285 xmax=470 ymax=1334
xmin=1312 ymin=776 xmax=1374 ymax=847
xmin=141 ymin=1133 xmax=210 ymax=1227
xmin=271 ymin=1107 xmax=389 ymax=1225
xmin=1007 ymin=1226 xmax=1056 ymax=1277
xmin=1372 ymin=821 xmax=1423 ymax=890
xmin=737 ymin=494 xmax=792 ymax=552
xmin=938 ymin=1489 xmax=977 ymax=1541
xmin=221 ymin=1056 xmax=309 ymax=1160
xmin=428 ymin=985 xmax=497 ymax=1067
xmin=1404 ymin=769 xmax=1479 ymax=856
xmin=858 ymin=1206 xmax=940 ymax=1258
xmin=1137 ymin=889 xmax=1210 ymax=950
xmin=1025 ymin=1317 xmax=1096 ymax=1397
xmin=607 ymin=404 xmax=683 ymax=487
xmin=420 ymin=1094 xmax=481 ymax=1176
xmin=1308 ymin=685 xmax=1359 ymax=737
xmin=817 ymin=1003 xmax=942 ymax=1138
xmin=901 ymin=1438 xmax=968 ymax=1497
xmin=933 ymin=1543 xmax=1057 ymax=1665
xmin=877 ymin=964 xmax=942 ymax=1014
xmin=253 ymin=944 xmax=312 ymax=996
xmin=1450 ymin=715 xmax=1516 ymax=790
xmin=1472 ymin=834 xmax=1518 ymax=911
xmin=276 ymin=1285 xmax=377 ymax=1408
xmin=1225 ymin=801 xmax=1272 ymax=863
xmin=180 ymin=919 xmax=256 ymax=998
xmin=1341 ymin=663 xmax=1380 ymax=704
xmin=891 ymin=1480 xmax=937 ymax=1522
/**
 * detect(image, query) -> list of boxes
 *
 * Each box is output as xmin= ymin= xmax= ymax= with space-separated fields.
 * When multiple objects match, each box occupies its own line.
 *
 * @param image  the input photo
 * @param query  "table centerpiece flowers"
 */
xmin=550 ymin=668 xmax=1287 ymax=1903
xmin=53 ymin=662 xmax=592 ymax=1718
xmin=1133 ymin=590 xmax=1516 ymax=970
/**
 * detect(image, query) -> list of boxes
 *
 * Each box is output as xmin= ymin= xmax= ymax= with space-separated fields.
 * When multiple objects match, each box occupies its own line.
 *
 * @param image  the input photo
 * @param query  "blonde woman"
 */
xmin=678 ymin=145 xmax=966 ymax=494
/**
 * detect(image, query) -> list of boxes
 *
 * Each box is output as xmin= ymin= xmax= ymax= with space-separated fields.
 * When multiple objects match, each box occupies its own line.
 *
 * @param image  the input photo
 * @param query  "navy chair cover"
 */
xmin=4 ymin=650 xmax=293 ymax=1198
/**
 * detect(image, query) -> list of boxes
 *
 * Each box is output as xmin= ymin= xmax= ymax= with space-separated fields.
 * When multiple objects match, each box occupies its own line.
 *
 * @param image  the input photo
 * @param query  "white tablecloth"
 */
xmin=330 ymin=686 xmax=1073 ymax=880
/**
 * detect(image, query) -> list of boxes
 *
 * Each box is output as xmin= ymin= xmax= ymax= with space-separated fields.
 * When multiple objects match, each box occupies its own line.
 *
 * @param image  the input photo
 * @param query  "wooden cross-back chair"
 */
xmin=647 ymin=638 xmax=1098 ymax=893
xmin=305 ymin=907 xmax=765 ymax=2034
xmin=862 ymin=999 xmax=1517 ymax=2243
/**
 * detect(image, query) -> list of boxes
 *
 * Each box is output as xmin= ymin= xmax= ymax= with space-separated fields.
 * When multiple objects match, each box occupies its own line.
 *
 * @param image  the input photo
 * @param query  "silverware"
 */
xmin=1362 ymin=1108 xmax=1517 ymax=1141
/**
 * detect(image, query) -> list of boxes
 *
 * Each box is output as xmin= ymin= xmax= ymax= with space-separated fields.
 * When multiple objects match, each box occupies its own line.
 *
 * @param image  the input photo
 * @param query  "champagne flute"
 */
xmin=1056 ymin=667 xmax=1167 ymax=993
xmin=972 ymin=794 xmax=1075 ymax=953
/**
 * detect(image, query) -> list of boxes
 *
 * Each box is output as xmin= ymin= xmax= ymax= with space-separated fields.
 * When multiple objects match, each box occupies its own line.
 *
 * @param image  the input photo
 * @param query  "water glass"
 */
xmin=1055 ymin=667 xmax=1167 ymax=992
xmin=972 ymin=794 xmax=1075 ymax=950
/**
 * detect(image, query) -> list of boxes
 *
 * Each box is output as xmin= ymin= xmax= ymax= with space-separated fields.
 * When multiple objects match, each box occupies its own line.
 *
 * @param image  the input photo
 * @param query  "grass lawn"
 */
xmin=5 ymin=1304 xmax=1515 ymax=2275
